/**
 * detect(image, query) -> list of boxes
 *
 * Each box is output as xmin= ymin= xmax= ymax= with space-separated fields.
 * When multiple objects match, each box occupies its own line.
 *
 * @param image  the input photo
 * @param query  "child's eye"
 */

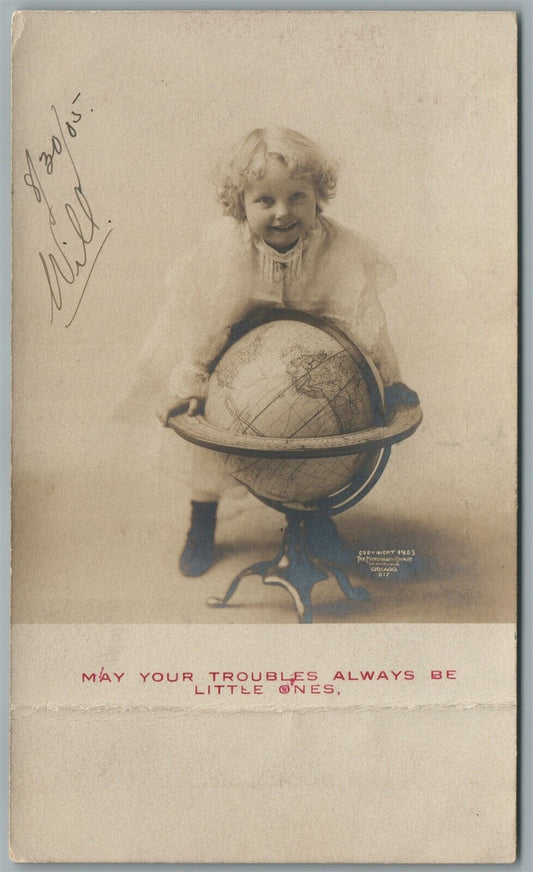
xmin=257 ymin=196 xmax=273 ymax=206
xmin=290 ymin=192 xmax=306 ymax=201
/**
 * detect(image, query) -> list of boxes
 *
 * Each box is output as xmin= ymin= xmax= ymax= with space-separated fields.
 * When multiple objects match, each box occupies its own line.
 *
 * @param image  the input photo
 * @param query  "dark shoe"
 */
xmin=179 ymin=501 xmax=218 ymax=577
xmin=304 ymin=512 xmax=354 ymax=566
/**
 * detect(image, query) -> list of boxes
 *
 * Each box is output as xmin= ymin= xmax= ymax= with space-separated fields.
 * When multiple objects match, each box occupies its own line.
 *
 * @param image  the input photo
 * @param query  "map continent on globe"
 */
xmin=204 ymin=317 xmax=384 ymax=506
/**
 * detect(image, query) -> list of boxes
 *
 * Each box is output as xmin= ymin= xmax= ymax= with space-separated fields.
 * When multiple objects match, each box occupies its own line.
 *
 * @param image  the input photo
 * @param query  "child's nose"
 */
xmin=274 ymin=200 xmax=289 ymax=218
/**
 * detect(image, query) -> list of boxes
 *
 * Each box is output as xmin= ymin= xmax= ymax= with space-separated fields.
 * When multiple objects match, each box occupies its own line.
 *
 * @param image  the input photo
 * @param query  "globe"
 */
xmin=204 ymin=314 xmax=386 ymax=507
xmin=169 ymin=311 xmax=422 ymax=622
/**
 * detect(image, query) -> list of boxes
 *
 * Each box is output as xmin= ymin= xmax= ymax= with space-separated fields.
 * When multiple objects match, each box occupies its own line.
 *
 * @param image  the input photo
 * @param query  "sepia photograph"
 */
xmin=12 ymin=11 xmax=516 ymax=626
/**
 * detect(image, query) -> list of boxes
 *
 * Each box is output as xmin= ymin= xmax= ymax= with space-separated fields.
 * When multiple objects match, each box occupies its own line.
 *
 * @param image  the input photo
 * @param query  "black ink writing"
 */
xmin=23 ymin=94 xmax=112 ymax=327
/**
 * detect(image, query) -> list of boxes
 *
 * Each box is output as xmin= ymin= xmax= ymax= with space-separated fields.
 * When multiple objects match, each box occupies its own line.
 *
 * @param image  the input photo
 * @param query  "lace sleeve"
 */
xmin=349 ymin=285 xmax=401 ymax=387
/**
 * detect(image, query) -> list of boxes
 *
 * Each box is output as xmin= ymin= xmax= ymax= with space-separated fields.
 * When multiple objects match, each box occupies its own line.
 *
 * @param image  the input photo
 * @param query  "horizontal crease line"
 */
xmin=10 ymin=701 xmax=516 ymax=716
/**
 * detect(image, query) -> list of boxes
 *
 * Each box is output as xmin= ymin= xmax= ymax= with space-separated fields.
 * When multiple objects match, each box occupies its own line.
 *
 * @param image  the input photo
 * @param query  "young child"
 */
xmin=156 ymin=127 xmax=418 ymax=576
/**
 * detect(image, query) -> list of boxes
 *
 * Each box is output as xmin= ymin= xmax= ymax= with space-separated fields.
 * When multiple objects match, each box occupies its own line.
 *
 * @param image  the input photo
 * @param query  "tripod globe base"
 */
xmin=207 ymin=508 xmax=369 ymax=624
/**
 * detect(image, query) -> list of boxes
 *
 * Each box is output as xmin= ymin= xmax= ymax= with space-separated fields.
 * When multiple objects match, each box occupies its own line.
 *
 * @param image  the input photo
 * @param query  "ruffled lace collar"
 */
xmin=240 ymin=217 xmax=322 ymax=263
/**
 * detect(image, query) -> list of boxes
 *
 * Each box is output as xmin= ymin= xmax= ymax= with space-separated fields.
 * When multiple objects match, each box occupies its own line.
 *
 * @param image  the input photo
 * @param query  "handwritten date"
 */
xmin=23 ymin=94 xmax=112 ymax=327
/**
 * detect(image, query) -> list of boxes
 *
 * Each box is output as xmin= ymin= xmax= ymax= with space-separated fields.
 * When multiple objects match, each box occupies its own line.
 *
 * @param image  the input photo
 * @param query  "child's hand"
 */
xmin=157 ymin=396 xmax=203 ymax=427
xmin=384 ymin=383 xmax=420 ymax=418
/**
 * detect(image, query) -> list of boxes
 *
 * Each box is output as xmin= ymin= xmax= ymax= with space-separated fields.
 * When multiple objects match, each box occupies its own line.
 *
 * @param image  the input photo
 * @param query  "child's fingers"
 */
xmin=187 ymin=398 xmax=201 ymax=416
xmin=157 ymin=397 xmax=189 ymax=426
xmin=156 ymin=396 xmax=202 ymax=426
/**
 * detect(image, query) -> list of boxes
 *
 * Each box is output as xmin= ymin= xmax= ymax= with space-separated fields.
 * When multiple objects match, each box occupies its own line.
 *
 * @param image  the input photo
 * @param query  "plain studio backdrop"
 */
xmin=12 ymin=11 xmax=516 ymax=623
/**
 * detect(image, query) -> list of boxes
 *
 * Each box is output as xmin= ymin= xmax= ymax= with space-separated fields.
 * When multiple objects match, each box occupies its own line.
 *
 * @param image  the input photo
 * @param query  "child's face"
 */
xmin=243 ymin=158 xmax=317 ymax=252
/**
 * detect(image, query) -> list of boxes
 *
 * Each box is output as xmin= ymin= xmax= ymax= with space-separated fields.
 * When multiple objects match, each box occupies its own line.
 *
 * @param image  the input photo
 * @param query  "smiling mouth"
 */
xmin=269 ymin=222 xmax=298 ymax=232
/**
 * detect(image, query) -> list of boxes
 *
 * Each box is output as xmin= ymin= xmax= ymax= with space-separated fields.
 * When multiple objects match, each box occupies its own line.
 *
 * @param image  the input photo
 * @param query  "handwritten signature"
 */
xmin=23 ymin=94 xmax=112 ymax=327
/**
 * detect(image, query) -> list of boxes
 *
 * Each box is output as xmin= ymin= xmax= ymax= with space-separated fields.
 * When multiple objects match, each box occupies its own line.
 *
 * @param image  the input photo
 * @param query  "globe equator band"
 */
xmin=168 ymin=404 xmax=422 ymax=459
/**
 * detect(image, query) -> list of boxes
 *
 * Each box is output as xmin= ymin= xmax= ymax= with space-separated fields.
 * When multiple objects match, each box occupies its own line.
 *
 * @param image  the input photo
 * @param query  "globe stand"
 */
xmin=167 ymin=310 xmax=423 ymax=624
xmin=207 ymin=508 xmax=369 ymax=624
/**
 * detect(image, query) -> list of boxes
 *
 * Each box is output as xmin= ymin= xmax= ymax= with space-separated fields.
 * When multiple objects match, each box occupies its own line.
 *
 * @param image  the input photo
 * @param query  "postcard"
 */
xmin=10 ymin=10 xmax=516 ymax=863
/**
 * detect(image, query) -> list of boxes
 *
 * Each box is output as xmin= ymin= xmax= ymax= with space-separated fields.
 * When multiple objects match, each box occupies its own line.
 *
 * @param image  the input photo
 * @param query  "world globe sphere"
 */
xmin=204 ymin=315 xmax=386 ymax=507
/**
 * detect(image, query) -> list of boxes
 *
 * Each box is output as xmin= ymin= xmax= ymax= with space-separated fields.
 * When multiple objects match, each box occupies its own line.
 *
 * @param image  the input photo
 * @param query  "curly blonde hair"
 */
xmin=216 ymin=127 xmax=338 ymax=221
